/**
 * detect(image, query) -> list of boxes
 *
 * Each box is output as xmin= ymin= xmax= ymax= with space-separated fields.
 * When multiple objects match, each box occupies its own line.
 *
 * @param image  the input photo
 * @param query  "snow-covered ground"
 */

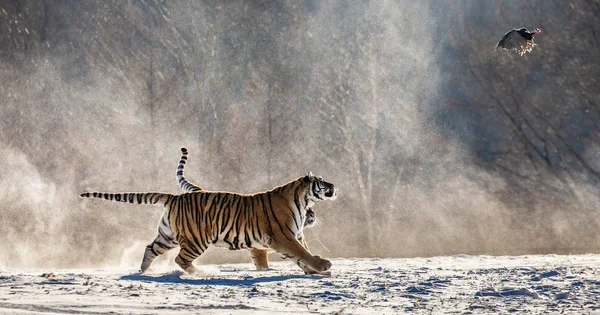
xmin=1 ymin=255 xmax=600 ymax=314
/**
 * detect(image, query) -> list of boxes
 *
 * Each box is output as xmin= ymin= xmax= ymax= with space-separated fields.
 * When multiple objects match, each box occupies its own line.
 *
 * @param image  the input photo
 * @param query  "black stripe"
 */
xmin=180 ymin=247 xmax=195 ymax=260
xmin=259 ymin=194 xmax=273 ymax=239
xmin=294 ymin=186 xmax=305 ymax=226
xmin=232 ymin=235 xmax=240 ymax=249
xmin=225 ymin=196 xmax=242 ymax=243
xmin=221 ymin=196 xmax=234 ymax=235
xmin=158 ymin=227 xmax=174 ymax=242
xmin=204 ymin=194 xmax=215 ymax=229
xmin=244 ymin=231 xmax=252 ymax=249
xmin=177 ymin=199 xmax=187 ymax=243
xmin=213 ymin=194 xmax=224 ymax=234
xmin=285 ymin=195 xmax=299 ymax=230
xmin=287 ymin=203 xmax=300 ymax=231
xmin=219 ymin=195 xmax=231 ymax=235
xmin=285 ymin=221 xmax=296 ymax=236
xmin=182 ymin=195 xmax=198 ymax=250
xmin=148 ymin=245 xmax=159 ymax=256
xmin=250 ymin=197 xmax=261 ymax=242
xmin=266 ymin=194 xmax=292 ymax=241
xmin=192 ymin=195 xmax=207 ymax=250
xmin=183 ymin=196 xmax=203 ymax=252
xmin=240 ymin=197 xmax=250 ymax=247
xmin=155 ymin=241 xmax=171 ymax=251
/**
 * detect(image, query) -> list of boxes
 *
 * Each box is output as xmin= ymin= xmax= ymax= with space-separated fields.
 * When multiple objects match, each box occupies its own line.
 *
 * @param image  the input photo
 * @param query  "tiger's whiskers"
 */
xmin=307 ymin=238 xmax=331 ymax=252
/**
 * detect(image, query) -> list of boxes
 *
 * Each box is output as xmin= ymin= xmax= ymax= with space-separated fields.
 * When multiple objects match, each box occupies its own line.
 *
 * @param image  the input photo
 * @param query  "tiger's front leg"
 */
xmin=249 ymin=238 xmax=318 ymax=273
xmin=295 ymin=233 xmax=329 ymax=275
xmin=271 ymin=238 xmax=331 ymax=273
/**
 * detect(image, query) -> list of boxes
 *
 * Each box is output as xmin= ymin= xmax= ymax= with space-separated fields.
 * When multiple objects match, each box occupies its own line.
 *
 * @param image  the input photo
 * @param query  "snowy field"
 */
xmin=1 ymin=254 xmax=600 ymax=314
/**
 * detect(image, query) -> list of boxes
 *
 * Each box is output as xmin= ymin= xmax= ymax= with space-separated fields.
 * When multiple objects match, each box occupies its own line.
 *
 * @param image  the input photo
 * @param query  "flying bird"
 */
xmin=497 ymin=27 xmax=541 ymax=56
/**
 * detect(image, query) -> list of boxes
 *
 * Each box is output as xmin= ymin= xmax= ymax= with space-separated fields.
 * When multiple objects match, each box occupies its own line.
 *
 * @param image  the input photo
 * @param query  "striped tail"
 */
xmin=177 ymin=147 xmax=203 ymax=192
xmin=80 ymin=192 xmax=172 ymax=206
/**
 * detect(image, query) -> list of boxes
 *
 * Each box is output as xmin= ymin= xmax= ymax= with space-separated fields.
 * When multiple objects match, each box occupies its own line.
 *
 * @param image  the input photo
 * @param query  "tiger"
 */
xmin=80 ymin=157 xmax=337 ymax=275
xmin=175 ymin=147 xmax=317 ymax=271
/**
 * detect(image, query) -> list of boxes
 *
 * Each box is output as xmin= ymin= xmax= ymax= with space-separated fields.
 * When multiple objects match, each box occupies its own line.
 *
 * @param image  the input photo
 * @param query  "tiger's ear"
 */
xmin=304 ymin=171 xmax=313 ymax=183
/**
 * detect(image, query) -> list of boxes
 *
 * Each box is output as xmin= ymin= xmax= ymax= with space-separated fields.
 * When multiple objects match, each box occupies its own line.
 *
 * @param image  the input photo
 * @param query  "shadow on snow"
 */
xmin=120 ymin=272 xmax=327 ymax=286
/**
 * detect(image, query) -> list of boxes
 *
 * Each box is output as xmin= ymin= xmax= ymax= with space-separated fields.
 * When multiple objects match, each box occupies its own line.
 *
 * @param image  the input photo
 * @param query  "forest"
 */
xmin=1 ymin=1 xmax=599 ymax=268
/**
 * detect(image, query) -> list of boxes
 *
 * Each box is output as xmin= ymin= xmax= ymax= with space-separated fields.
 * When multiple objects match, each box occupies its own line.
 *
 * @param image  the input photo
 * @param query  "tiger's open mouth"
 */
xmin=325 ymin=187 xmax=337 ymax=199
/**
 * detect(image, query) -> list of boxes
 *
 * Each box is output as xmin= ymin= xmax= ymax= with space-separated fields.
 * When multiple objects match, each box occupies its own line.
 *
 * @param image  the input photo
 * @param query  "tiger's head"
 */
xmin=303 ymin=172 xmax=337 ymax=207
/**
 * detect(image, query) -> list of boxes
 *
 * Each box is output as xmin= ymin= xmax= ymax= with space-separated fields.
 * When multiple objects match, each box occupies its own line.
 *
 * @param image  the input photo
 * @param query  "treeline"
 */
xmin=0 ymin=1 xmax=598 ymax=267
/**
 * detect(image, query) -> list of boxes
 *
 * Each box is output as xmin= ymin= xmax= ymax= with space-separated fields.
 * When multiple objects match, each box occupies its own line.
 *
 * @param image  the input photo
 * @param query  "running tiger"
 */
xmin=80 ymin=160 xmax=337 ymax=274
xmin=175 ymin=147 xmax=317 ymax=271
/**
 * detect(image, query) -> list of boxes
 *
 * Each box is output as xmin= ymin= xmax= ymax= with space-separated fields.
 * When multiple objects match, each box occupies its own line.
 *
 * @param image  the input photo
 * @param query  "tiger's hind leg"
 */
xmin=174 ymin=242 xmax=205 ymax=274
xmin=141 ymin=216 xmax=178 ymax=273
xmin=249 ymin=249 xmax=270 ymax=270
xmin=141 ymin=237 xmax=178 ymax=273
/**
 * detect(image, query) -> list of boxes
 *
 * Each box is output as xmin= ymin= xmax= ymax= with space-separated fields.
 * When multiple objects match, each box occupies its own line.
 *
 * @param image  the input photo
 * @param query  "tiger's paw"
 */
xmin=311 ymin=256 xmax=332 ymax=272
xmin=254 ymin=266 xmax=270 ymax=271
xmin=297 ymin=259 xmax=328 ymax=275
xmin=185 ymin=265 xmax=201 ymax=275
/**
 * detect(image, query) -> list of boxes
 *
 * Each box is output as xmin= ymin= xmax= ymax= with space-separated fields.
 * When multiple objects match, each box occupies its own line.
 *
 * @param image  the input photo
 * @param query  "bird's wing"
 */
xmin=497 ymin=30 xmax=513 ymax=48
xmin=497 ymin=30 xmax=527 ymax=50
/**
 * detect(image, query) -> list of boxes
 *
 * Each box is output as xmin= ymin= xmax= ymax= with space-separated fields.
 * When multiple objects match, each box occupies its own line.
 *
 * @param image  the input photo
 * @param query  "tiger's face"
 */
xmin=304 ymin=172 xmax=337 ymax=205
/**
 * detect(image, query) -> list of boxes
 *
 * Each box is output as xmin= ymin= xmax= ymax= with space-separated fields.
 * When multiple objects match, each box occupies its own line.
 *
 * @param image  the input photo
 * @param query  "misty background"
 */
xmin=1 ymin=1 xmax=599 ymax=269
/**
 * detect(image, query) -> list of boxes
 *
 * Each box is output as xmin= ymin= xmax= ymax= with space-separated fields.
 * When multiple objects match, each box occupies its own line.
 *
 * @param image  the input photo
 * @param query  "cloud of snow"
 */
xmin=1 ymin=1 xmax=599 ymax=270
